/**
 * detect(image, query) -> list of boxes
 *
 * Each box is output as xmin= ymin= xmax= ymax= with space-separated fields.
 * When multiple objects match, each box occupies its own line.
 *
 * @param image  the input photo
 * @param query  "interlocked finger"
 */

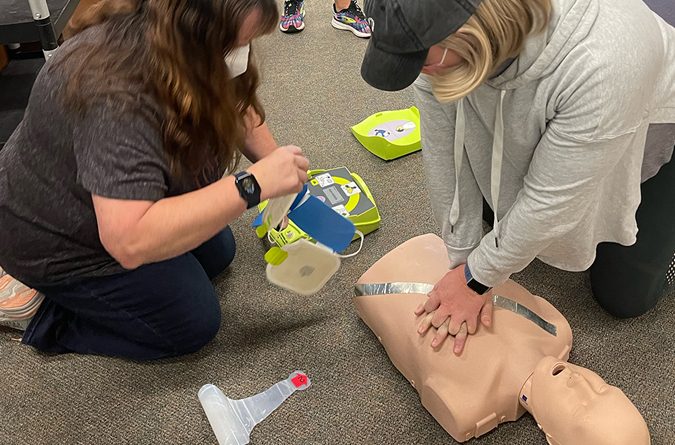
xmin=417 ymin=311 xmax=434 ymax=335
xmin=448 ymin=315 xmax=464 ymax=336
xmin=431 ymin=308 xmax=451 ymax=329
xmin=453 ymin=322 xmax=469 ymax=354
xmin=423 ymin=292 xmax=441 ymax=314
xmin=431 ymin=318 xmax=450 ymax=348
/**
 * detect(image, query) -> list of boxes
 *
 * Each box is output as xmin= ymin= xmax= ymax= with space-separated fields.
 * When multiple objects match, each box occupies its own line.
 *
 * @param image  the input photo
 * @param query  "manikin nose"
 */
xmin=569 ymin=372 xmax=598 ymax=400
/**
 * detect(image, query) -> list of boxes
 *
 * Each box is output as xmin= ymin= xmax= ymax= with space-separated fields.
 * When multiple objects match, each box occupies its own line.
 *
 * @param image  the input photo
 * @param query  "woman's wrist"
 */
xmin=244 ymin=164 xmax=271 ymax=202
xmin=233 ymin=171 xmax=262 ymax=209
xmin=219 ymin=175 xmax=250 ymax=213
xmin=464 ymin=262 xmax=492 ymax=295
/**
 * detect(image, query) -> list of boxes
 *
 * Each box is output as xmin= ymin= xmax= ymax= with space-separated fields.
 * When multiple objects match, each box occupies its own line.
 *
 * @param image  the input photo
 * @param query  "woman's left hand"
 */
xmin=414 ymin=265 xmax=493 ymax=354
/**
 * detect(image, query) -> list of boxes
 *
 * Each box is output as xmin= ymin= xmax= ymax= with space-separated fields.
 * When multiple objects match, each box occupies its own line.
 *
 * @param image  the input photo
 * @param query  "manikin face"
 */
xmin=530 ymin=356 xmax=650 ymax=445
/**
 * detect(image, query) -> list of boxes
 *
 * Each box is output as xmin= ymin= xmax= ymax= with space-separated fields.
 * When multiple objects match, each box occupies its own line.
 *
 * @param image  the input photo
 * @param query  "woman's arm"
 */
xmin=240 ymin=106 xmax=278 ymax=163
xmin=412 ymin=77 xmax=491 ymax=354
xmin=93 ymin=175 xmax=246 ymax=269
xmin=73 ymin=101 xmax=309 ymax=270
xmin=467 ymin=128 xmax=643 ymax=287
xmin=94 ymin=145 xmax=309 ymax=270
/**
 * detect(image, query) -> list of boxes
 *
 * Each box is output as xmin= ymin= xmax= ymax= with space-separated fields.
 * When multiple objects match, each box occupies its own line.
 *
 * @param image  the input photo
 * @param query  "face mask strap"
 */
xmin=435 ymin=47 xmax=449 ymax=67
xmin=439 ymin=48 xmax=448 ymax=66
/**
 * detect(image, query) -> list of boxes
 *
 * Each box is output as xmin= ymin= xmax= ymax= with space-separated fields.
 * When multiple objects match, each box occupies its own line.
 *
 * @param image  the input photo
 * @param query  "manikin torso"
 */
xmin=354 ymin=234 xmax=649 ymax=444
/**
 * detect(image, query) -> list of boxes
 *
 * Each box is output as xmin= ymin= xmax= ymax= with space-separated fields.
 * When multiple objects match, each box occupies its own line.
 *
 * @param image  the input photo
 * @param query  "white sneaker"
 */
xmin=0 ymin=271 xmax=44 ymax=331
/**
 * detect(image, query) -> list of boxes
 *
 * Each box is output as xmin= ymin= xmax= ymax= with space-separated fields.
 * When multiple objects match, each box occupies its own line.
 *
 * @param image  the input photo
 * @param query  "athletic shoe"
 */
xmin=664 ymin=253 xmax=675 ymax=295
xmin=0 ymin=272 xmax=44 ymax=331
xmin=332 ymin=1 xmax=371 ymax=38
xmin=280 ymin=0 xmax=305 ymax=33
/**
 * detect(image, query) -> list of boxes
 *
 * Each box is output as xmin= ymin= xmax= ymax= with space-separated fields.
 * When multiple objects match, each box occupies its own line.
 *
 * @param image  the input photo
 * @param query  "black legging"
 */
xmin=481 ymin=154 xmax=675 ymax=318
xmin=591 ymin=156 xmax=675 ymax=318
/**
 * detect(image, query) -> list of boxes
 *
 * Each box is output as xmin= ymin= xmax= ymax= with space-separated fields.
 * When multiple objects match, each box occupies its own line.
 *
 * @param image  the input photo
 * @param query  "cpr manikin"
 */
xmin=354 ymin=234 xmax=650 ymax=444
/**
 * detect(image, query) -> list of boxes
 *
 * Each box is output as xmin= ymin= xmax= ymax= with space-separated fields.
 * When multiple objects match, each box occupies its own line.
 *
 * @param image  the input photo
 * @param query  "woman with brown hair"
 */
xmin=0 ymin=0 xmax=309 ymax=360
xmin=361 ymin=0 xmax=675 ymax=353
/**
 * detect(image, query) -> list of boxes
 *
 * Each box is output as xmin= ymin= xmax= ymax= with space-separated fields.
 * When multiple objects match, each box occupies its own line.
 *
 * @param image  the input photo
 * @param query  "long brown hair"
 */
xmin=58 ymin=0 xmax=278 ymax=179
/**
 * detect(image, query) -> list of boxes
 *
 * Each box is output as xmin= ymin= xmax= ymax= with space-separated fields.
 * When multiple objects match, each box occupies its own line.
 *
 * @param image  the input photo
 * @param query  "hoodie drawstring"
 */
xmin=449 ymin=90 xmax=506 ymax=248
xmin=491 ymin=90 xmax=506 ymax=248
xmin=449 ymin=98 xmax=465 ymax=234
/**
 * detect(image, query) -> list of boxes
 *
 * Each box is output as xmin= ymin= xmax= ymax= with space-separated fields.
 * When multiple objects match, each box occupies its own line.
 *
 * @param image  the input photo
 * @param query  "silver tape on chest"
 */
xmin=353 ymin=282 xmax=557 ymax=336
xmin=354 ymin=282 xmax=435 ymax=297
xmin=492 ymin=294 xmax=557 ymax=336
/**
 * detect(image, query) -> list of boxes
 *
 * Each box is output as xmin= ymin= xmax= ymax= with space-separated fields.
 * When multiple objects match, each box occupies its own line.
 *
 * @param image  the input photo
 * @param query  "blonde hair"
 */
xmin=430 ymin=0 xmax=552 ymax=103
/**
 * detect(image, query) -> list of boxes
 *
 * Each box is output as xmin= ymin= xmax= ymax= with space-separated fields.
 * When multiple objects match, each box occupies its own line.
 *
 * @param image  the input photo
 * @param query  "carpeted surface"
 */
xmin=1 ymin=1 xmax=674 ymax=443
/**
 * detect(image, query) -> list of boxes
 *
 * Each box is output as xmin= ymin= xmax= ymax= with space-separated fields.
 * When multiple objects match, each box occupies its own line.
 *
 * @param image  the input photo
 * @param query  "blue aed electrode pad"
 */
xmin=253 ymin=185 xmax=356 ymax=253
xmin=286 ymin=194 xmax=355 ymax=253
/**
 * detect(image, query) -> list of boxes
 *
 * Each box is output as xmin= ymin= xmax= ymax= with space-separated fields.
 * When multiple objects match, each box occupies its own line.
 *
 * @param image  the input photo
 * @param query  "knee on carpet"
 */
xmin=198 ymin=227 xmax=237 ymax=279
xmin=591 ymin=279 xmax=663 ymax=319
xmin=214 ymin=227 xmax=237 ymax=264
xmin=172 ymin=308 xmax=222 ymax=356
xmin=161 ymin=280 xmax=223 ymax=356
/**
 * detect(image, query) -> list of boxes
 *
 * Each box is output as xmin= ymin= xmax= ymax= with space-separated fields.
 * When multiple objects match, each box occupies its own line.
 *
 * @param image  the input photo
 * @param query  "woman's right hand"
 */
xmin=247 ymin=145 xmax=309 ymax=201
xmin=414 ymin=266 xmax=493 ymax=354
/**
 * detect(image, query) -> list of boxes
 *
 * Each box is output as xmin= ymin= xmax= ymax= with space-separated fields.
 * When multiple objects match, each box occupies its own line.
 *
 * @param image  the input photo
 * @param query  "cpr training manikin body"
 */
xmin=353 ymin=234 xmax=650 ymax=444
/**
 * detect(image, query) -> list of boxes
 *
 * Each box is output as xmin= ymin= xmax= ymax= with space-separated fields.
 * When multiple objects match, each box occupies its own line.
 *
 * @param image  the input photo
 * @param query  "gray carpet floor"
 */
xmin=1 ymin=1 xmax=674 ymax=443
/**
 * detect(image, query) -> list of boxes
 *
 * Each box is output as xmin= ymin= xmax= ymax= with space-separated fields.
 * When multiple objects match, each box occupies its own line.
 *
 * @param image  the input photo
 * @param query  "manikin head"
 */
xmin=529 ymin=356 xmax=650 ymax=445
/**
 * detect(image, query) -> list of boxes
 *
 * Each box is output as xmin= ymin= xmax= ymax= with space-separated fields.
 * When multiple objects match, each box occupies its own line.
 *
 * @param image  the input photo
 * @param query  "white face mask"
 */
xmin=224 ymin=44 xmax=250 ymax=78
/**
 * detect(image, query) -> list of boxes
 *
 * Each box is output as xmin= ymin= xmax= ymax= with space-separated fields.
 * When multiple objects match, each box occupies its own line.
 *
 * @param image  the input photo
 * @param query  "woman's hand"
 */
xmin=414 ymin=265 xmax=493 ymax=354
xmin=247 ymin=145 xmax=309 ymax=201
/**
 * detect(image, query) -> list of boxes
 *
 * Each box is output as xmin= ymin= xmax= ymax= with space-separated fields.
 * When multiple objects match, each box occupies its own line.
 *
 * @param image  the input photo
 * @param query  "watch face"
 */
xmin=241 ymin=176 xmax=256 ymax=194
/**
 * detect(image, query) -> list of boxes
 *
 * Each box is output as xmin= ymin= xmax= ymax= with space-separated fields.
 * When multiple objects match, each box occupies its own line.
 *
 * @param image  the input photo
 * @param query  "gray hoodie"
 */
xmin=413 ymin=0 xmax=675 ymax=287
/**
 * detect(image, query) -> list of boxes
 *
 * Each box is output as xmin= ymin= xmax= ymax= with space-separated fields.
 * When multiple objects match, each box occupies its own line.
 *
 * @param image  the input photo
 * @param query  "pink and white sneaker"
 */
xmin=0 ymin=269 xmax=44 ymax=331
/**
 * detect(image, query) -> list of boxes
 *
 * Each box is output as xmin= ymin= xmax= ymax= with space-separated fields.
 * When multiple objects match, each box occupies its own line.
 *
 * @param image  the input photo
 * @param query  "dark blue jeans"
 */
xmin=22 ymin=227 xmax=236 ymax=360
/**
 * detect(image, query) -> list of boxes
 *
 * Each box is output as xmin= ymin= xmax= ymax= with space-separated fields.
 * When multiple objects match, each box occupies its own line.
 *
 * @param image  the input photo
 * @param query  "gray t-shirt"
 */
xmin=0 ymin=29 xmax=219 ymax=286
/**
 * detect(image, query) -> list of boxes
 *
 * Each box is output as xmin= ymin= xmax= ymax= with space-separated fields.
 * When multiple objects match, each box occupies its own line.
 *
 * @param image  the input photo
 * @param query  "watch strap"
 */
xmin=464 ymin=263 xmax=491 ymax=295
xmin=234 ymin=171 xmax=261 ymax=209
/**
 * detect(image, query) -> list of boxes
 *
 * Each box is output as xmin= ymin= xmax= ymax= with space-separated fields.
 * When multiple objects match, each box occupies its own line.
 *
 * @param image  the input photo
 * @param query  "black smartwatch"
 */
xmin=234 ymin=171 xmax=261 ymax=209
xmin=464 ymin=263 xmax=492 ymax=295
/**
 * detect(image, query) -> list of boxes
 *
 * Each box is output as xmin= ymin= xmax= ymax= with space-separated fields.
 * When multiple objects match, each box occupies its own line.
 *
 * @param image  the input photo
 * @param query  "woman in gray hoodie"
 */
xmin=360 ymin=0 xmax=675 ymax=353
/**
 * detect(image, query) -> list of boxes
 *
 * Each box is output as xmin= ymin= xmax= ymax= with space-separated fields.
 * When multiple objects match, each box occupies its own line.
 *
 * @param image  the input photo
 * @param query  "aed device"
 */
xmin=257 ymin=167 xmax=380 ymax=248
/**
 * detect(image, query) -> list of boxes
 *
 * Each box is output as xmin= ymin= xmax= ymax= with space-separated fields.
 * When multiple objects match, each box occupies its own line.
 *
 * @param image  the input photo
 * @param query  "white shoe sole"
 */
xmin=0 ymin=316 xmax=32 ymax=331
xmin=280 ymin=10 xmax=306 ymax=33
xmin=280 ymin=21 xmax=306 ymax=32
xmin=0 ymin=273 xmax=43 ymax=331
xmin=331 ymin=18 xmax=371 ymax=38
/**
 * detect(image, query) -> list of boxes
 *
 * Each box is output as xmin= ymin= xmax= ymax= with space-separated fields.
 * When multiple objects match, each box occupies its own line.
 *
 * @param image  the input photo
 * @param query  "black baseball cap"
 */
xmin=361 ymin=0 xmax=483 ymax=91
